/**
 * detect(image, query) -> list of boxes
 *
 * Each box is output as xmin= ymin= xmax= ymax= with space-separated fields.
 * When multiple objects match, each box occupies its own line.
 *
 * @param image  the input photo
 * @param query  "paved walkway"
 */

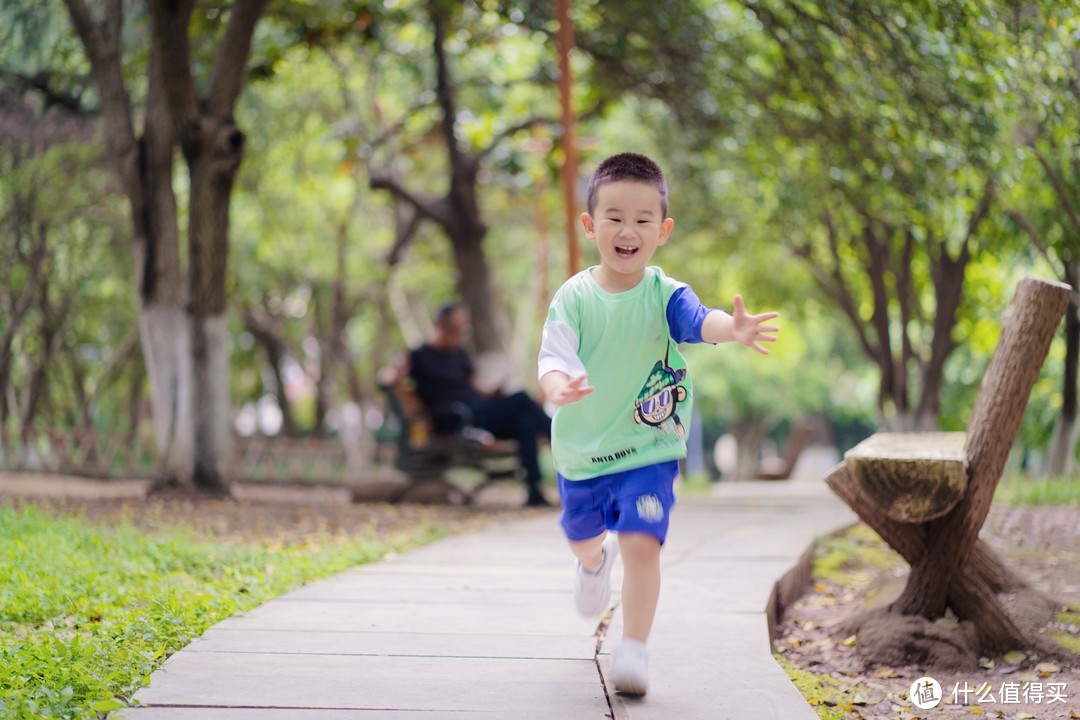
xmin=118 ymin=475 xmax=855 ymax=720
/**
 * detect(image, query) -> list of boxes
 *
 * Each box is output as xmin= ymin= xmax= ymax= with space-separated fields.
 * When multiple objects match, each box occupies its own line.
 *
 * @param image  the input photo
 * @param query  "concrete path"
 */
xmin=118 ymin=477 xmax=855 ymax=720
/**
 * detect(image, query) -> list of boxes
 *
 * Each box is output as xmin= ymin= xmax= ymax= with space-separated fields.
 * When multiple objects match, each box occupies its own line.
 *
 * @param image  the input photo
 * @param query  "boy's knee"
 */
xmin=618 ymin=532 xmax=662 ymax=561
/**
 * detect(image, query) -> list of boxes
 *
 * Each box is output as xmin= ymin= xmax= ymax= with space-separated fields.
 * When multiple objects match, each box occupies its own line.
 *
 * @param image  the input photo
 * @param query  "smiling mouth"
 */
xmin=616 ymin=245 xmax=639 ymax=258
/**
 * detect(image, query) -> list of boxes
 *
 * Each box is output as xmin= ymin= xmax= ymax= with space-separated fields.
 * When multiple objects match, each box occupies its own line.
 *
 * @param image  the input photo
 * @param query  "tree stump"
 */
xmin=845 ymin=432 xmax=967 ymax=523
xmin=825 ymin=276 xmax=1074 ymax=664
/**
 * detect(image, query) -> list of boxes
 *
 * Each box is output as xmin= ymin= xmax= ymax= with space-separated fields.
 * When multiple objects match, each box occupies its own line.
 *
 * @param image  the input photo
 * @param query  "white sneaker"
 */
xmin=574 ymin=533 xmax=619 ymax=618
xmin=612 ymin=638 xmax=649 ymax=696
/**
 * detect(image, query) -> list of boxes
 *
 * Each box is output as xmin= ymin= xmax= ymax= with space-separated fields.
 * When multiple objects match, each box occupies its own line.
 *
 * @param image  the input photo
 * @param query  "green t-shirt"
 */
xmin=538 ymin=266 xmax=712 ymax=480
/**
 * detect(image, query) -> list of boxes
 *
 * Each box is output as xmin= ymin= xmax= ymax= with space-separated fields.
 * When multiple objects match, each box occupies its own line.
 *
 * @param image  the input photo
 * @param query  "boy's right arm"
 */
xmin=537 ymin=288 xmax=592 ymax=407
xmin=541 ymin=371 xmax=593 ymax=407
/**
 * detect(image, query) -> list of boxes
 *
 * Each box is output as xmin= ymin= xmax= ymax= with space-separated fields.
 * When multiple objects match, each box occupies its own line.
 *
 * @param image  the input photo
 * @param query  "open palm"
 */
xmin=731 ymin=294 xmax=780 ymax=355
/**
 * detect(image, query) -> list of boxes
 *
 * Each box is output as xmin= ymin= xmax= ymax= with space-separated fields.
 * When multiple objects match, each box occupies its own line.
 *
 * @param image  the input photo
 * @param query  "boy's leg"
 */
xmin=608 ymin=460 xmax=677 ymax=696
xmin=559 ymin=473 xmax=620 ymax=618
xmin=569 ymin=533 xmax=607 ymax=572
xmin=618 ymin=532 xmax=662 ymax=642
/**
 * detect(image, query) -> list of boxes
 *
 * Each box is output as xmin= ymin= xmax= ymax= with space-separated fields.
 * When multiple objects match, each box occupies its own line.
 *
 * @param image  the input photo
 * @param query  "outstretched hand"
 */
xmin=550 ymin=374 xmax=594 ymax=407
xmin=732 ymin=294 xmax=780 ymax=355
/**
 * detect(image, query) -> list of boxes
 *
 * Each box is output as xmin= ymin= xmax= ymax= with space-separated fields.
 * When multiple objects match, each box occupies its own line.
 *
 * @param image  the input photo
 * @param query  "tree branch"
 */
xmin=386 ymin=201 xmax=423 ymax=266
xmin=88 ymin=327 xmax=139 ymax=401
xmin=477 ymin=116 xmax=557 ymax=160
xmin=1032 ymin=147 xmax=1080 ymax=234
xmin=207 ymin=0 xmax=271 ymax=117
xmin=430 ymin=2 xmax=464 ymax=175
xmin=1006 ymin=208 xmax=1059 ymax=275
xmin=369 ymin=173 xmax=452 ymax=228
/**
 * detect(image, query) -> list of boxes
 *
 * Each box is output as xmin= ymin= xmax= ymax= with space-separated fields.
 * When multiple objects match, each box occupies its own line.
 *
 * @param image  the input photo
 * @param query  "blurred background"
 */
xmin=2 ymin=0 xmax=1078 ymax=493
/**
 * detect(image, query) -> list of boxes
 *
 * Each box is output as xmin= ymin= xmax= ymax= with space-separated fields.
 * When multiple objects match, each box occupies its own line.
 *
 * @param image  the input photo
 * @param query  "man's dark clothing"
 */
xmin=408 ymin=344 xmax=551 ymax=502
xmin=408 ymin=345 xmax=479 ymax=414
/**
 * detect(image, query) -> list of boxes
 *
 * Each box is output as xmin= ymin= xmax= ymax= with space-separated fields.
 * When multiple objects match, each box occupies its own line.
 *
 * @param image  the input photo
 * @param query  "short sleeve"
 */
xmin=666 ymin=285 xmax=714 ymax=344
xmin=537 ymin=285 xmax=587 ymax=381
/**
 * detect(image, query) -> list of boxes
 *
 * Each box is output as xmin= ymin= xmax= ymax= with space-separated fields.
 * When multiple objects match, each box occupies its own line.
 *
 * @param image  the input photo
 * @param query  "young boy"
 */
xmin=537 ymin=152 xmax=779 ymax=696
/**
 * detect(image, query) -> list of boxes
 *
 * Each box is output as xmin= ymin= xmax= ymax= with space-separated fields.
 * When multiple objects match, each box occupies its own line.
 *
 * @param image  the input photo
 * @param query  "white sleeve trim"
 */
xmin=537 ymin=319 xmax=587 ymax=382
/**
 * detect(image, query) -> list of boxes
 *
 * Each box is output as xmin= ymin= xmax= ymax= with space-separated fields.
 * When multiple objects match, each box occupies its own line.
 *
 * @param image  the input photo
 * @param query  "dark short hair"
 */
xmin=435 ymin=301 xmax=467 ymax=325
xmin=586 ymin=152 xmax=668 ymax=218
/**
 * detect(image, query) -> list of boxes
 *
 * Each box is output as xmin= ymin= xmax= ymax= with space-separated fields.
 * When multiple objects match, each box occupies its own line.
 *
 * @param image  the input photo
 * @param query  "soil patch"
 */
xmin=0 ymin=472 xmax=546 ymax=545
xmin=775 ymin=504 xmax=1080 ymax=719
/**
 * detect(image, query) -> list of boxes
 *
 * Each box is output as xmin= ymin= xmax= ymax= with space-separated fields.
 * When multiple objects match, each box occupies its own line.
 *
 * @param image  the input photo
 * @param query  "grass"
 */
xmin=1052 ymin=606 xmax=1080 ymax=656
xmin=995 ymin=475 xmax=1080 ymax=506
xmin=0 ymin=506 xmax=444 ymax=719
xmin=775 ymin=656 xmax=850 ymax=720
xmin=812 ymin=523 xmax=903 ymax=588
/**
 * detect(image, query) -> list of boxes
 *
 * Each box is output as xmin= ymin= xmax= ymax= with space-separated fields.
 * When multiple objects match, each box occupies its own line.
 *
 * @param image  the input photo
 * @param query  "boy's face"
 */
xmin=581 ymin=181 xmax=674 ymax=288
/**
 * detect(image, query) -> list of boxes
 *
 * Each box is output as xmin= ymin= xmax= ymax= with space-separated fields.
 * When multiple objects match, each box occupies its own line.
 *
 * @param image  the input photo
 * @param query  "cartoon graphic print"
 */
xmin=633 ymin=358 xmax=688 ymax=437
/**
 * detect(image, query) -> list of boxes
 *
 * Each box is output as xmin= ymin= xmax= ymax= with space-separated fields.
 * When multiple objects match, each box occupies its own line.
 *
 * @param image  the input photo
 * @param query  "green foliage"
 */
xmin=8 ymin=0 xmax=1080 ymax=459
xmin=0 ymin=506 xmax=442 ymax=719
xmin=995 ymin=475 xmax=1080 ymax=506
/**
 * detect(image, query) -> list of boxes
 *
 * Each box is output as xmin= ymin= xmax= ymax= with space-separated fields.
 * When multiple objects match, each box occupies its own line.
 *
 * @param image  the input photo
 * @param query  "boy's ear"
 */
xmin=658 ymin=217 xmax=675 ymax=245
xmin=580 ymin=212 xmax=596 ymax=238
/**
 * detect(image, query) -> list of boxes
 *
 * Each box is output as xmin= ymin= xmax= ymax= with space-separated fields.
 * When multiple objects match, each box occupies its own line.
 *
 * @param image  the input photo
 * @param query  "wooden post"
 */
xmin=555 ymin=0 xmax=579 ymax=278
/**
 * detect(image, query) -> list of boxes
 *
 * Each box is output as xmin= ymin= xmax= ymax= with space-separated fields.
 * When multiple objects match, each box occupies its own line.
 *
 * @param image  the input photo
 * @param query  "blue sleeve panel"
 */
xmin=666 ymin=285 xmax=716 ymax=344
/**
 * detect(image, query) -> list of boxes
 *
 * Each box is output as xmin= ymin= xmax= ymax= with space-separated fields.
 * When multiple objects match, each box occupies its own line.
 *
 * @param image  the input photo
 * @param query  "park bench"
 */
xmin=360 ymin=376 xmax=522 ymax=504
xmin=823 ymin=276 xmax=1073 ymax=663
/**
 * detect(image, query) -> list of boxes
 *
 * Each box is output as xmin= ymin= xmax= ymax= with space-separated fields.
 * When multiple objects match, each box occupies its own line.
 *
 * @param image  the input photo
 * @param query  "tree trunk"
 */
xmin=1046 ymin=261 xmax=1079 ymax=475
xmin=140 ymin=307 xmax=194 ymax=484
xmin=183 ymin=118 xmax=242 ymax=496
xmin=149 ymin=0 xmax=268 ymax=495
xmin=63 ymin=0 xmax=193 ymax=488
xmin=731 ymin=415 xmax=771 ymax=482
xmin=449 ymin=224 xmax=503 ymax=354
xmin=243 ymin=307 xmax=298 ymax=437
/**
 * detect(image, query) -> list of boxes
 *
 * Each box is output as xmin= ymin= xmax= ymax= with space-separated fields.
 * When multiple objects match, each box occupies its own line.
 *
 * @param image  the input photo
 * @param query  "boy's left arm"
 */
xmin=700 ymin=294 xmax=779 ymax=354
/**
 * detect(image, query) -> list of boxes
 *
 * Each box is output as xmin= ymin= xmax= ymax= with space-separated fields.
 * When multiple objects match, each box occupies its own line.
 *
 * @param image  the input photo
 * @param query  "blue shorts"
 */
xmin=558 ymin=460 xmax=679 ymax=545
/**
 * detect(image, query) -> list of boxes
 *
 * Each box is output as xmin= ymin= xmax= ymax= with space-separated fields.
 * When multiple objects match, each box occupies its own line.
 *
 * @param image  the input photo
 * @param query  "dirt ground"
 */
xmin=0 ymin=472 xmax=545 ymax=545
xmin=774 ymin=504 xmax=1080 ymax=720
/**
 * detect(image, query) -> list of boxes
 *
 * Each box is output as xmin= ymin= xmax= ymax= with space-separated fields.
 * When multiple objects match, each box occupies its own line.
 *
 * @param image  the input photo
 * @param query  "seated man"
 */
xmin=408 ymin=302 xmax=553 ymax=507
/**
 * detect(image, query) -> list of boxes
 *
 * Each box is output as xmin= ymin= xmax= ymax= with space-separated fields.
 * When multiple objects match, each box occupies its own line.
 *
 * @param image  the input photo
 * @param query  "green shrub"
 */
xmin=995 ymin=475 xmax=1080 ymax=506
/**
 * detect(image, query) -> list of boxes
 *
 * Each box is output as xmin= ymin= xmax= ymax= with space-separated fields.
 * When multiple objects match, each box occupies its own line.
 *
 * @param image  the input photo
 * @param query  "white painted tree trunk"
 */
xmin=191 ymin=315 xmax=232 ymax=493
xmin=140 ymin=305 xmax=194 ymax=485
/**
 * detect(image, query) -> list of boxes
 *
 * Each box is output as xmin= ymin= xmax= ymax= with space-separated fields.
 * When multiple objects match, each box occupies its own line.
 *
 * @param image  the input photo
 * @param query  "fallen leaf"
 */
xmin=840 ymin=634 xmax=857 ymax=647
xmin=1016 ymin=714 xmax=1036 ymax=719
xmin=852 ymin=693 xmax=869 ymax=705
xmin=1035 ymin=662 xmax=1060 ymax=676
xmin=969 ymin=707 xmax=982 ymax=715
xmin=978 ymin=658 xmax=995 ymax=670
xmin=1002 ymin=650 xmax=1026 ymax=664
xmin=872 ymin=667 xmax=902 ymax=679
